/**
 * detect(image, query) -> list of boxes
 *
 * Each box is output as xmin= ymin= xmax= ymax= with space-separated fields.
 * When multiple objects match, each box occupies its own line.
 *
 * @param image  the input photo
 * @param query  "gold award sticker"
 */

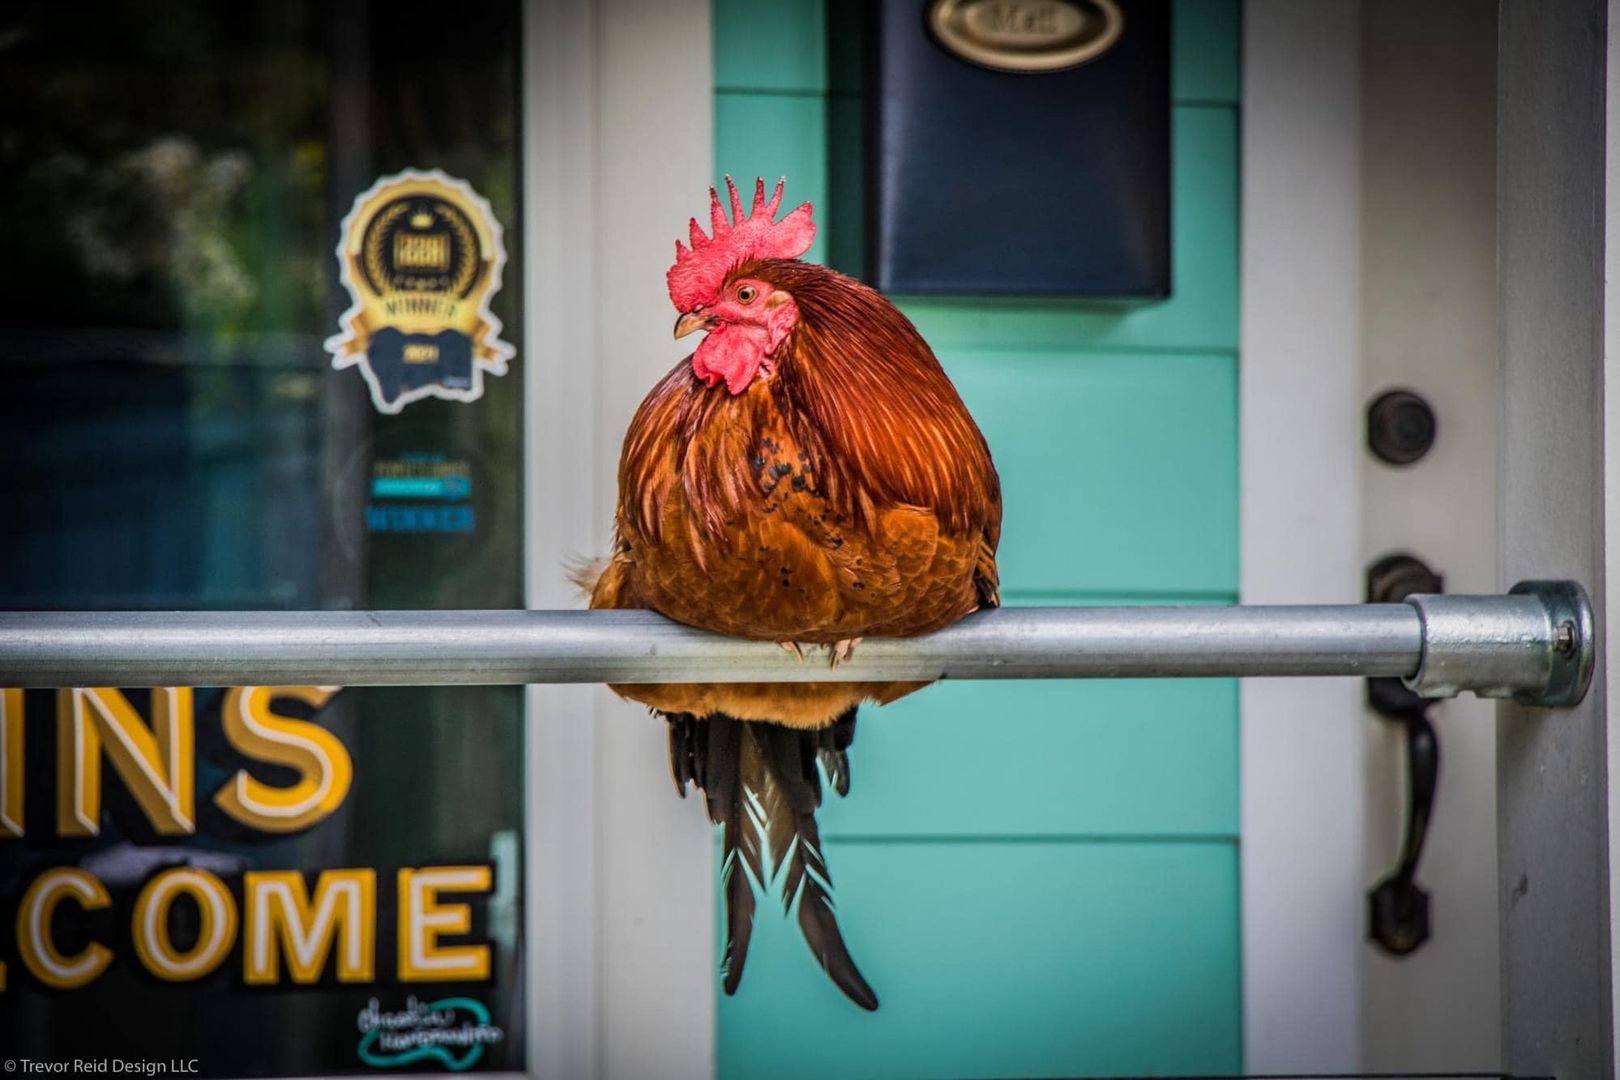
xmin=325 ymin=169 xmax=514 ymax=414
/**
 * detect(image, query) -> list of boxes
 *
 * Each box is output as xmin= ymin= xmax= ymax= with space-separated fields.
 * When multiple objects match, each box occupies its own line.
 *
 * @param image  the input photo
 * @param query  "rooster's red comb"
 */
xmin=667 ymin=176 xmax=815 ymax=311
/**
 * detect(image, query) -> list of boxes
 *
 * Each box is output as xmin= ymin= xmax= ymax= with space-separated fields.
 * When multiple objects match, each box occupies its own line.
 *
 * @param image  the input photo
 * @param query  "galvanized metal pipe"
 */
xmin=0 ymin=582 xmax=1594 ymax=705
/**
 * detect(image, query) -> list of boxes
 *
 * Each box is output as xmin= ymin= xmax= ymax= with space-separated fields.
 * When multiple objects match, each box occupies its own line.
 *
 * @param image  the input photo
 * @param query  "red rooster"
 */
xmin=587 ymin=177 xmax=1001 ymax=1010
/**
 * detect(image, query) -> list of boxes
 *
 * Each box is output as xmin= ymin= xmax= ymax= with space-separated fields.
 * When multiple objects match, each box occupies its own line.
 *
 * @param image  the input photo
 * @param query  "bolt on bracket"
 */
xmin=1404 ymin=580 xmax=1595 ymax=707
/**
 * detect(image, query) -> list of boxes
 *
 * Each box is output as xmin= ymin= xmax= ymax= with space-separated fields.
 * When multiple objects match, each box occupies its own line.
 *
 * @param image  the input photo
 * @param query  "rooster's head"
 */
xmin=667 ymin=177 xmax=816 ymax=395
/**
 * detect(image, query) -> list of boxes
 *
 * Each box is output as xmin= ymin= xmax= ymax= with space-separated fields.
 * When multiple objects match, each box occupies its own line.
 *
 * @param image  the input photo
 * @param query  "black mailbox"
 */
xmin=870 ymin=0 xmax=1171 ymax=297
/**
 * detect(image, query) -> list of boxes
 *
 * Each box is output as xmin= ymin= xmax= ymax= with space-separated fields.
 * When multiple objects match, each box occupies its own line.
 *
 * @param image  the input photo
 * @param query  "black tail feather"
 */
xmin=817 ymin=707 xmax=857 ymax=798
xmin=667 ymin=712 xmax=697 ymax=796
xmin=695 ymin=715 xmax=763 ymax=993
xmin=719 ymin=801 xmax=760 ymax=994
xmin=783 ymin=810 xmax=880 ymax=1011
xmin=700 ymin=713 xmax=740 ymax=826
xmin=663 ymin=708 xmax=877 ymax=1010
xmin=757 ymin=719 xmax=822 ymax=815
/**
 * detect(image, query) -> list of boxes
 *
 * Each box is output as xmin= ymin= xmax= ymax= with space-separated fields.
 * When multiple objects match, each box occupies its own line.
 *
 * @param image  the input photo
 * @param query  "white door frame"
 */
xmin=523 ymin=1 xmax=605 ymax=1077
xmin=523 ymin=1 xmax=718 ymax=1077
xmin=1240 ymin=1 xmax=1367 ymax=1071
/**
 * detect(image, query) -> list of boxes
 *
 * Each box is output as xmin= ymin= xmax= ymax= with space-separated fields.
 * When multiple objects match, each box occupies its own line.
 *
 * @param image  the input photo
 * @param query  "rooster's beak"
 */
xmin=674 ymin=311 xmax=714 ymax=339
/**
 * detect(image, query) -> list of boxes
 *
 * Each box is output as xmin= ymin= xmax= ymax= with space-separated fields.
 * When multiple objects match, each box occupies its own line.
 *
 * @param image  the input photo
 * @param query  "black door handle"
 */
xmin=1365 ymin=553 xmax=1444 ymax=956
xmin=1366 ymin=676 xmax=1439 ymax=954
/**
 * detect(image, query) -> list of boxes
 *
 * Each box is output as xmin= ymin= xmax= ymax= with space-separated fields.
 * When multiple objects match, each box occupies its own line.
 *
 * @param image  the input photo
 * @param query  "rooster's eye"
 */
xmin=736 ymin=285 xmax=758 ymax=304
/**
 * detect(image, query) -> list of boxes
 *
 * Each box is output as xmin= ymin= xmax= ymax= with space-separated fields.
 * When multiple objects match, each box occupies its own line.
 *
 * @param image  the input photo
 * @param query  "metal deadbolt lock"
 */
xmin=1367 ymin=388 xmax=1438 ymax=466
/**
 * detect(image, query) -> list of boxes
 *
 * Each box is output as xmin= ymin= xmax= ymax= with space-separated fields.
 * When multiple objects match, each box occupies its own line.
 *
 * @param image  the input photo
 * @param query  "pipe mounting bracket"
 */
xmin=1404 ymin=580 xmax=1594 ymax=707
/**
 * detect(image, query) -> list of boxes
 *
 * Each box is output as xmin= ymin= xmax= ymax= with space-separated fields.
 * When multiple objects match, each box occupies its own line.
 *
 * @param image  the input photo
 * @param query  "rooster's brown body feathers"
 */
xmin=593 ymin=260 xmax=1001 ymax=727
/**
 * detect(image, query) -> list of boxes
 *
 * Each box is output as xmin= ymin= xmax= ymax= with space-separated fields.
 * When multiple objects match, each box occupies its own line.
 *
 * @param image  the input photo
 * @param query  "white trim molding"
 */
xmin=1240 ymin=1 xmax=1366 ymax=1071
xmin=523 ymin=1 xmax=603 ymax=1077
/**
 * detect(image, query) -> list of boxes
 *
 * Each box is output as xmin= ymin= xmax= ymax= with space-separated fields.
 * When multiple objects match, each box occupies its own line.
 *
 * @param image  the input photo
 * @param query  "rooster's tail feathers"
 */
xmin=665 ymin=710 xmax=878 ymax=1011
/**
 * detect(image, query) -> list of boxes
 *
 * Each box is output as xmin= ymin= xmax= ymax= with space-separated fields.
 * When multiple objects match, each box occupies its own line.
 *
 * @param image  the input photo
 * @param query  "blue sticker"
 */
xmin=367 ymin=452 xmax=475 ymax=533
xmin=365 ymin=504 xmax=476 ymax=533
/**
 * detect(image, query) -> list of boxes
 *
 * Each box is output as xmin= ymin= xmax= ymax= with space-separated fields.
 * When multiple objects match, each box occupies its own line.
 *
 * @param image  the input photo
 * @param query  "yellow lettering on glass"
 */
xmin=132 ymin=868 xmax=237 ymax=982
xmin=397 ymin=866 xmax=492 ymax=982
xmin=244 ymin=869 xmax=376 ymax=985
xmin=1 ymin=689 xmax=23 ymax=838
xmin=214 ymin=686 xmax=350 ymax=833
xmin=17 ymin=868 xmax=113 ymax=990
xmin=56 ymin=688 xmax=195 ymax=837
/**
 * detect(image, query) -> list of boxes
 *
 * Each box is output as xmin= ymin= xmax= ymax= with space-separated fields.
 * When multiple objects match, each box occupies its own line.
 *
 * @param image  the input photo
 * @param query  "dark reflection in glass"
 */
xmin=0 ymin=1 xmax=526 ymax=1073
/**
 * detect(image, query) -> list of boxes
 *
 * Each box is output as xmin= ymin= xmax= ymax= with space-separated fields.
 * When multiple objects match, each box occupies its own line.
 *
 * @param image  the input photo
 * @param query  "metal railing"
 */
xmin=0 ymin=580 xmax=1593 ymax=707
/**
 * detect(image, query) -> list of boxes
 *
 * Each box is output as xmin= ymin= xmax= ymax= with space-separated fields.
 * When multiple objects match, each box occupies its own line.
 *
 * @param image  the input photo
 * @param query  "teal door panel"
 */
xmin=948 ymin=349 xmax=1238 ymax=596
xmin=717 ymin=841 xmax=1242 ymax=1080
xmin=714 ymin=0 xmax=829 ymax=92
xmin=714 ymin=91 xmax=830 ymax=266
xmin=711 ymin=1 xmax=1244 ymax=1074
xmin=820 ymin=678 xmax=1239 ymax=838
xmin=898 ymin=108 xmax=1239 ymax=353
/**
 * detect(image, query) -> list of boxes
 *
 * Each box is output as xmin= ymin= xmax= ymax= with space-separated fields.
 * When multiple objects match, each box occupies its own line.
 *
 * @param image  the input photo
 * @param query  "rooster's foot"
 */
xmin=778 ymin=641 xmax=806 ymax=662
xmin=829 ymin=637 xmax=863 ymax=669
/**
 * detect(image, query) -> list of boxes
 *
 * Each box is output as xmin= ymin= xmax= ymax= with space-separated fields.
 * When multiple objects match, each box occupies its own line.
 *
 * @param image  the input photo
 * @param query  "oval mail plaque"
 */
xmin=928 ymin=0 xmax=1125 ymax=73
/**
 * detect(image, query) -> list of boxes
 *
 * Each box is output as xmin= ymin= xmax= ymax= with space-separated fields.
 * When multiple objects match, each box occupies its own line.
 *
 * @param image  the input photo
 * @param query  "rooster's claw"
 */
xmin=829 ymin=638 xmax=863 ymax=669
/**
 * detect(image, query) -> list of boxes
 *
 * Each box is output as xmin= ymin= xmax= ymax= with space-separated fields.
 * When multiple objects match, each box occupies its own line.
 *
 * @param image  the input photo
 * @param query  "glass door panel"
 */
xmin=0 ymin=1 xmax=526 ymax=1073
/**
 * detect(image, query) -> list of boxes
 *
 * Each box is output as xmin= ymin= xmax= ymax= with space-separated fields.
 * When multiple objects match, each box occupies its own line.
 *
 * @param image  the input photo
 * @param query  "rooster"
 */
xmin=586 ymin=177 xmax=1001 ymax=1011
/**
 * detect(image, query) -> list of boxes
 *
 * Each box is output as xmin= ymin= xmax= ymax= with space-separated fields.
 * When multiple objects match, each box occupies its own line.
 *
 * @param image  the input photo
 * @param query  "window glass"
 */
xmin=0 ymin=1 xmax=526 ymax=1073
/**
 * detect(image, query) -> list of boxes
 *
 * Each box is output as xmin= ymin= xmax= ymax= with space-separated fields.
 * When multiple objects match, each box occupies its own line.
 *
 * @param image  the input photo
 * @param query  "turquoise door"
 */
xmin=712 ymin=3 xmax=1241 ymax=1074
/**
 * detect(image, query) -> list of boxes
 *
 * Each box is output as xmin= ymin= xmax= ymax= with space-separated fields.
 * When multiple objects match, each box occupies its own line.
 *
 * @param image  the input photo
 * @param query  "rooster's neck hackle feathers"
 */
xmin=667 ymin=177 xmax=816 ymax=312
xmin=621 ymin=259 xmax=1000 ymax=553
xmin=763 ymin=260 xmax=1001 ymax=537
